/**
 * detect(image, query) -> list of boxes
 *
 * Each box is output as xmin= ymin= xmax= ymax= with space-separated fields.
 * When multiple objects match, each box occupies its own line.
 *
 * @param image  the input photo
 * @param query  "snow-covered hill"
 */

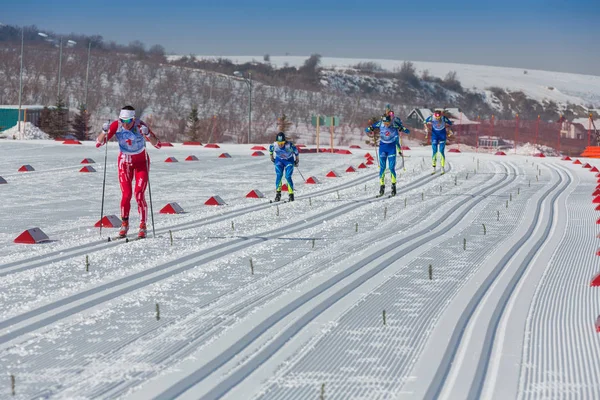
xmin=182 ymin=55 xmax=600 ymax=109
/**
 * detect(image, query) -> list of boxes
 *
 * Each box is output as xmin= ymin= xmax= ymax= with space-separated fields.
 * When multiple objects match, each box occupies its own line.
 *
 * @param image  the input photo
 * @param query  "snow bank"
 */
xmin=0 ymin=122 xmax=50 ymax=140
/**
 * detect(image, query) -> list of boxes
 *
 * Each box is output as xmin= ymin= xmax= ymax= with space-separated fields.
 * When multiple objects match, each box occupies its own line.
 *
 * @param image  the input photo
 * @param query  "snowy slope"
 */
xmin=0 ymin=140 xmax=599 ymax=399
xmin=179 ymin=55 xmax=600 ymax=108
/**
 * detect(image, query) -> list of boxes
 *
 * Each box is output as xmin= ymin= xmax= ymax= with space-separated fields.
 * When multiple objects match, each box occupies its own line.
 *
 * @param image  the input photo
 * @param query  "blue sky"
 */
xmin=3 ymin=0 xmax=598 ymax=75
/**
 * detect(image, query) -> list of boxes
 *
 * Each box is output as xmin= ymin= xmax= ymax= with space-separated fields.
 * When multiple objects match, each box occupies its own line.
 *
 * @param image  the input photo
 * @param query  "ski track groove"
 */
xmin=520 ymin=176 xmax=600 ymax=399
xmin=151 ymin=162 xmax=518 ymax=400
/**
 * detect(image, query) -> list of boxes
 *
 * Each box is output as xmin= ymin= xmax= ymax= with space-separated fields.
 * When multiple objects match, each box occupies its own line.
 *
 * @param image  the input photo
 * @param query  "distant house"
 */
xmin=478 ymin=135 xmax=512 ymax=149
xmin=564 ymin=117 xmax=598 ymax=140
xmin=406 ymin=107 xmax=479 ymax=133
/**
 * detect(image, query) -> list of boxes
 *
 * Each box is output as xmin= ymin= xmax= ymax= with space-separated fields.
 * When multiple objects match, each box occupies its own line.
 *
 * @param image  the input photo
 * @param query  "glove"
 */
xmin=270 ymin=156 xmax=275 ymax=163
xmin=95 ymin=139 xmax=103 ymax=148
xmin=294 ymin=158 xmax=299 ymax=167
xmin=365 ymin=127 xmax=372 ymax=133
xmin=403 ymin=128 xmax=410 ymax=134
xmin=398 ymin=150 xmax=403 ymax=156
xmin=140 ymin=125 xmax=149 ymax=136
xmin=447 ymin=129 xmax=453 ymax=137
xmin=102 ymin=122 xmax=109 ymax=133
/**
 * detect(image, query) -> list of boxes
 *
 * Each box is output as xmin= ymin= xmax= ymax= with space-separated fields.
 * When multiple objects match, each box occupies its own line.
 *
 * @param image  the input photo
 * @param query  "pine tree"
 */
xmin=72 ymin=104 xmax=90 ymax=140
xmin=186 ymin=105 xmax=201 ymax=141
xmin=39 ymin=106 xmax=52 ymax=135
xmin=365 ymin=115 xmax=381 ymax=147
xmin=277 ymin=114 xmax=293 ymax=133
xmin=48 ymin=97 xmax=69 ymax=139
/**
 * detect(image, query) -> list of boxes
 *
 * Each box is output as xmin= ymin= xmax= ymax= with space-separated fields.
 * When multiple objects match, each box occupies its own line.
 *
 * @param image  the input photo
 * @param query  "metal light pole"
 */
xmin=38 ymin=32 xmax=76 ymax=101
xmin=84 ymin=41 xmax=91 ymax=139
xmin=17 ymin=27 xmax=24 ymax=135
xmin=234 ymin=71 xmax=252 ymax=144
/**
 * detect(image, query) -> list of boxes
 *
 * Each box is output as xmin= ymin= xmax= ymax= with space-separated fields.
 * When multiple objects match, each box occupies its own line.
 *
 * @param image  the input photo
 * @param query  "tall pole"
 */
xmin=84 ymin=41 xmax=91 ymax=108
xmin=57 ymin=38 xmax=63 ymax=100
xmin=17 ymin=27 xmax=24 ymax=135
xmin=84 ymin=41 xmax=91 ymax=139
xmin=248 ymin=72 xmax=252 ymax=144
xmin=515 ymin=114 xmax=519 ymax=154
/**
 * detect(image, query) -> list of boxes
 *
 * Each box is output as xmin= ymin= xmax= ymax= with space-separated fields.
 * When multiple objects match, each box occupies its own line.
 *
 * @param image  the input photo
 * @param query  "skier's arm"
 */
xmin=96 ymin=120 xmax=118 ymax=147
xmin=269 ymin=144 xmax=275 ymax=163
xmin=139 ymin=121 xmax=161 ymax=148
xmin=292 ymin=144 xmax=299 ymax=166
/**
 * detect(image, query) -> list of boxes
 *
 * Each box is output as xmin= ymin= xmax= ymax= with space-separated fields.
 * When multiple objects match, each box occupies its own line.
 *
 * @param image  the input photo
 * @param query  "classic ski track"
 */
xmin=419 ymin=163 xmax=571 ymax=400
xmin=16 ymin=166 xmax=481 ymax=398
xmin=518 ymin=166 xmax=599 ymax=399
xmin=148 ymin=162 xmax=517 ymax=400
xmin=0 ymin=170 xmax=380 ymax=277
xmin=0 ymin=163 xmax=454 ymax=348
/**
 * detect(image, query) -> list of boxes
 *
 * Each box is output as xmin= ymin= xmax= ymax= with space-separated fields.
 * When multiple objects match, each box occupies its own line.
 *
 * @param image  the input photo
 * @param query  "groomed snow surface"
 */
xmin=0 ymin=140 xmax=599 ymax=399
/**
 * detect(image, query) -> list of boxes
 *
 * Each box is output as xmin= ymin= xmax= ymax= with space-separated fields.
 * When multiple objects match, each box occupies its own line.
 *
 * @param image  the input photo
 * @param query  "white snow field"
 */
xmin=0 ymin=139 xmax=599 ymax=399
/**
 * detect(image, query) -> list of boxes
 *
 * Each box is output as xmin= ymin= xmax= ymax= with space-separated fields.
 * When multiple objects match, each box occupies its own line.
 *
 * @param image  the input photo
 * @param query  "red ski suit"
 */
xmin=105 ymin=120 xmax=159 ymax=223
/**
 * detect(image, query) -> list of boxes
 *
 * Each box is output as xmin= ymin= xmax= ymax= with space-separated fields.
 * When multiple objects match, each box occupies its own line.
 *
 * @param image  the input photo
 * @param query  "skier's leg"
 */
xmin=388 ymin=153 xmax=397 ymax=184
xmin=439 ymin=139 xmax=447 ymax=168
xmin=379 ymin=151 xmax=388 ymax=186
xmin=284 ymin=163 xmax=294 ymax=193
xmin=118 ymin=154 xmax=134 ymax=220
xmin=134 ymin=169 xmax=148 ymax=224
xmin=275 ymin=162 xmax=284 ymax=191
xmin=431 ymin=139 xmax=438 ymax=167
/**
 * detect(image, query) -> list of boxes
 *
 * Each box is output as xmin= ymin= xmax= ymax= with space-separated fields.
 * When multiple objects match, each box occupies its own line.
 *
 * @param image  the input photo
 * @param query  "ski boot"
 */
xmin=391 ymin=183 xmax=397 ymax=197
xmin=138 ymin=222 xmax=147 ymax=239
xmin=431 ymin=165 xmax=436 ymax=175
xmin=379 ymin=185 xmax=385 ymax=196
xmin=118 ymin=218 xmax=129 ymax=238
xmin=274 ymin=191 xmax=282 ymax=202
xmin=441 ymin=166 xmax=445 ymax=175
xmin=289 ymin=193 xmax=295 ymax=202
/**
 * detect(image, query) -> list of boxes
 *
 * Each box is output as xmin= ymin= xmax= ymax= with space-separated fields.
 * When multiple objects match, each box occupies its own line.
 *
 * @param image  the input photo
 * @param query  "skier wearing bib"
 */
xmin=269 ymin=132 xmax=299 ymax=202
xmin=95 ymin=105 xmax=161 ymax=238
xmin=424 ymin=109 xmax=453 ymax=175
xmin=366 ymin=114 xmax=410 ymax=196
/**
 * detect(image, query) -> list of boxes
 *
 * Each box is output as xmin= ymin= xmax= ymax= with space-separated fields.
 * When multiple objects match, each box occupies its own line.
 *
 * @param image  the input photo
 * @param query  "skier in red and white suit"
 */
xmin=96 ymin=105 xmax=161 ymax=239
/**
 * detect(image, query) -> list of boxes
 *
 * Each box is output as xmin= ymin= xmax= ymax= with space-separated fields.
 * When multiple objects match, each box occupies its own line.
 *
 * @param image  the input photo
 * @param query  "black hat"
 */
xmin=276 ymin=132 xmax=286 ymax=142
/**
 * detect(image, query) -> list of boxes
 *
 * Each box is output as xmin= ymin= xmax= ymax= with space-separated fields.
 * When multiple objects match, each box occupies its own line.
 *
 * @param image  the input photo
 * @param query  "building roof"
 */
xmin=0 ymin=105 xmax=47 ymax=110
xmin=407 ymin=107 xmax=479 ymax=125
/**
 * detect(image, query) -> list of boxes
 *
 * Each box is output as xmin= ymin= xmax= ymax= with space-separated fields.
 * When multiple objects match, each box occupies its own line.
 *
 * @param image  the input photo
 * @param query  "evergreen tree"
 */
xmin=48 ymin=97 xmax=69 ymax=139
xmin=277 ymin=114 xmax=293 ymax=133
xmin=186 ymin=105 xmax=201 ymax=141
xmin=365 ymin=115 xmax=381 ymax=147
xmin=39 ymin=106 xmax=53 ymax=135
xmin=71 ymin=104 xmax=90 ymax=140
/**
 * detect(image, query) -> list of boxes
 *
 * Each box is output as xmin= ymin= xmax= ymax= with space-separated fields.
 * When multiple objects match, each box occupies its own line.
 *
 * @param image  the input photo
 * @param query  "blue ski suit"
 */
xmin=424 ymin=115 xmax=453 ymax=168
xmin=269 ymin=141 xmax=299 ymax=193
xmin=366 ymin=118 xmax=410 ymax=185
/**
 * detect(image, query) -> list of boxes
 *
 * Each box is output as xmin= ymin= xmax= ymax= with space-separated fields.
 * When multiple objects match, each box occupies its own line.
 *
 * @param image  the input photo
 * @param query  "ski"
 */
xmin=108 ymin=235 xmax=146 ymax=242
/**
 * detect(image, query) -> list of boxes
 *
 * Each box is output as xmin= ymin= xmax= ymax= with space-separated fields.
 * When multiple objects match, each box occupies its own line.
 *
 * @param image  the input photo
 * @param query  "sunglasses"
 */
xmin=120 ymin=118 xmax=134 ymax=124
xmin=277 ymin=141 xmax=285 ymax=145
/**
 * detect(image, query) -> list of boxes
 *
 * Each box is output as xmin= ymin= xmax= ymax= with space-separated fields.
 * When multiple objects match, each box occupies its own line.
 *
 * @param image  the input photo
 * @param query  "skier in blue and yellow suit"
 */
xmin=366 ymin=114 xmax=410 ymax=196
xmin=424 ymin=110 xmax=453 ymax=175
xmin=269 ymin=132 xmax=299 ymax=202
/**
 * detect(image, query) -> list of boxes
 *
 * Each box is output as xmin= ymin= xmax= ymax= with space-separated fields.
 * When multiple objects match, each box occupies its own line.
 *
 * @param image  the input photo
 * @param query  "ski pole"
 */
xmin=399 ymin=132 xmax=406 ymax=171
xmin=99 ymin=120 xmax=109 ymax=238
xmin=144 ymin=137 xmax=156 ymax=238
xmin=296 ymin=165 xmax=306 ymax=182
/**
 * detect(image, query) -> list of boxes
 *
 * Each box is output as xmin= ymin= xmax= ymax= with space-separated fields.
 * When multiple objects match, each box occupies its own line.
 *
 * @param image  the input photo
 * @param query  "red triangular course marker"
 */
xmin=14 ymin=227 xmax=50 ymax=244
xmin=336 ymin=149 xmax=352 ymax=154
xmin=205 ymin=143 xmax=221 ymax=148
xmin=95 ymin=215 xmax=122 ymax=228
xmin=495 ymin=151 xmax=506 ymax=156
xmin=185 ymin=155 xmax=199 ymax=161
xmin=0 ymin=176 xmax=7 ymax=184
xmin=561 ymin=156 xmax=572 ymax=161
xmin=246 ymin=189 xmax=265 ymax=198
xmin=449 ymin=148 xmax=461 ymax=153
xmin=63 ymin=139 xmax=82 ymax=145
xmin=81 ymin=158 xmax=95 ymax=164
xmin=79 ymin=166 xmax=96 ymax=172
xmin=160 ymin=202 xmax=185 ymax=214
xmin=183 ymin=141 xmax=202 ymax=146
xmin=205 ymin=195 xmax=226 ymax=205
xmin=326 ymin=171 xmax=339 ymax=177
xmin=160 ymin=142 xmax=174 ymax=147
xmin=346 ymin=166 xmax=356 ymax=172
xmin=218 ymin=153 xmax=231 ymax=158
xmin=349 ymin=145 xmax=361 ymax=149
xmin=358 ymin=163 xmax=367 ymax=169
xmin=591 ymin=166 xmax=599 ymax=172
xmin=251 ymin=146 xmax=267 ymax=151
xmin=18 ymin=165 xmax=34 ymax=172
xmin=573 ymin=159 xmax=582 ymax=165
xmin=306 ymin=176 xmax=320 ymax=184
xmin=165 ymin=157 xmax=179 ymax=162
xmin=252 ymin=151 xmax=265 ymax=156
